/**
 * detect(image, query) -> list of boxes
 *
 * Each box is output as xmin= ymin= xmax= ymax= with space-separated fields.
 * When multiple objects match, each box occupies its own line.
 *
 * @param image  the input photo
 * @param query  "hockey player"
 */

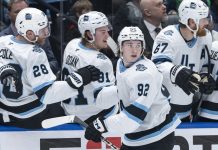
xmin=84 ymin=26 xmax=181 ymax=150
xmin=197 ymin=41 xmax=218 ymax=121
xmin=0 ymin=8 xmax=100 ymax=129
xmin=151 ymin=0 xmax=216 ymax=122
xmin=61 ymin=11 xmax=118 ymax=124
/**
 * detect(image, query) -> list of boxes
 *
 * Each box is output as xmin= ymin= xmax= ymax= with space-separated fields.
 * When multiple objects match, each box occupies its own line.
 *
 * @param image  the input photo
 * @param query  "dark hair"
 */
xmin=8 ymin=0 xmax=29 ymax=11
xmin=71 ymin=0 xmax=93 ymax=15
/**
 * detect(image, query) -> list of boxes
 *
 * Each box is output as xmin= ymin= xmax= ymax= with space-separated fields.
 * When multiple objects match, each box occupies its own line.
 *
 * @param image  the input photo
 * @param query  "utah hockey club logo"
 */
xmin=136 ymin=64 xmax=147 ymax=71
xmin=97 ymin=53 xmax=107 ymax=60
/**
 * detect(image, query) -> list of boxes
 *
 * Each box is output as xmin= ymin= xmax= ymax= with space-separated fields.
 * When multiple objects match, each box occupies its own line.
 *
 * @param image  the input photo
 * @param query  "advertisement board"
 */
xmin=0 ymin=123 xmax=218 ymax=150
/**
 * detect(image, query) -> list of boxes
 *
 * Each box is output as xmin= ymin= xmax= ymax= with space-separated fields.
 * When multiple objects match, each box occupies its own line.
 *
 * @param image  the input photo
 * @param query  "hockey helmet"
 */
xmin=118 ymin=26 xmax=145 ymax=52
xmin=178 ymin=0 xmax=209 ymax=31
xmin=78 ymin=11 xmax=109 ymax=38
xmin=15 ymin=7 xmax=50 ymax=42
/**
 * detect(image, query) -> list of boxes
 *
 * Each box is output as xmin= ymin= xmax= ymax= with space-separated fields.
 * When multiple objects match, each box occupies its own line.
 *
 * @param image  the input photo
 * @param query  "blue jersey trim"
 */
xmin=132 ymin=102 xmax=149 ymax=112
xmin=78 ymin=42 xmax=95 ymax=51
xmin=200 ymin=108 xmax=218 ymax=115
xmin=176 ymin=110 xmax=191 ymax=119
xmin=124 ymin=115 xmax=178 ymax=141
xmin=122 ymin=109 xmax=144 ymax=124
xmin=33 ymin=80 xmax=54 ymax=92
xmin=152 ymin=56 xmax=172 ymax=64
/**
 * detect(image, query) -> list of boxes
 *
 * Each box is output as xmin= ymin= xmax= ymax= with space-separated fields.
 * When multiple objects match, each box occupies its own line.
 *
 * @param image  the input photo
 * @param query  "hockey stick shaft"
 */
xmin=192 ymin=45 xmax=211 ymax=122
xmin=74 ymin=116 xmax=119 ymax=150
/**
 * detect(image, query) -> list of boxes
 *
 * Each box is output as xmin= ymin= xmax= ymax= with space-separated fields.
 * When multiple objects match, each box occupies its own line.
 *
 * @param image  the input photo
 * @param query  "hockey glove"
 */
xmin=66 ymin=71 xmax=84 ymax=89
xmin=85 ymin=117 xmax=107 ymax=143
xmin=0 ymin=65 xmax=19 ymax=86
xmin=170 ymin=65 xmax=201 ymax=95
xmin=199 ymin=73 xmax=216 ymax=94
xmin=77 ymin=65 xmax=101 ymax=85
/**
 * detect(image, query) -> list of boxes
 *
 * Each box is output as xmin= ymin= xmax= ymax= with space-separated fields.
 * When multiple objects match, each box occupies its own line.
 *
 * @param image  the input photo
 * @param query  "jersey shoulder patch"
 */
xmin=163 ymin=30 xmax=174 ymax=36
xmin=135 ymin=64 xmax=147 ymax=71
xmin=97 ymin=53 xmax=108 ymax=60
xmin=32 ymin=45 xmax=43 ymax=53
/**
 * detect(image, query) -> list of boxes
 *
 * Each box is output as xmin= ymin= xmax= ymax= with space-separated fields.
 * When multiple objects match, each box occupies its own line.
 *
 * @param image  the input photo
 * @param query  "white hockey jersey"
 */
xmin=104 ymin=57 xmax=181 ymax=146
xmin=0 ymin=35 xmax=78 ymax=122
xmin=199 ymin=41 xmax=218 ymax=120
xmin=62 ymin=38 xmax=117 ymax=121
xmin=151 ymin=25 xmax=212 ymax=119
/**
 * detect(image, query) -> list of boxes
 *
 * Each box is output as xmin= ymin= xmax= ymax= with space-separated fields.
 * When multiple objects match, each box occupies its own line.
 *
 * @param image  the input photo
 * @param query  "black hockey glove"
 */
xmin=170 ymin=65 xmax=200 ymax=95
xmin=77 ymin=65 xmax=101 ymax=85
xmin=66 ymin=65 xmax=100 ymax=89
xmin=0 ymin=65 xmax=19 ymax=85
xmin=85 ymin=117 xmax=107 ymax=143
xmin=199 ymin=73 xmax=216 ymax=94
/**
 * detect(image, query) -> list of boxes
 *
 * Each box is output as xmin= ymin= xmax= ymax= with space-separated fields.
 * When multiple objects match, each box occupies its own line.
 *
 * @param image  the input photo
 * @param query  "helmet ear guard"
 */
xmin=15 ymin=7 xmax=49 ymax=43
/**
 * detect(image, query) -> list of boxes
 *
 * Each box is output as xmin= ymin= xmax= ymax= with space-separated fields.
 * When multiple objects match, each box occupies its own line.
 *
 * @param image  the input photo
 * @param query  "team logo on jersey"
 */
xmin=97 ymin=53 xmax=107 ymax=60
xmin=32 ymin=45 xmax=43 ymax=53
xmin=136 ymin=64 xmax=147 ymax=71
xmin=164 ymin=30 xmax=173 ymax=36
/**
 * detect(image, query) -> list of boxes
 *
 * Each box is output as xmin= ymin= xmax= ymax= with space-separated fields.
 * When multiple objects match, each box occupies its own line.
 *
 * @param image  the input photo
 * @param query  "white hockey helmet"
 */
xmin=15 ymin=7 xmax=49 ymax=42
xmin=178 ymin=0 xmax=209 ymax=31
xmin=78 ymin=11 xmax=109 ymax=38
xmin=118 ymin=26 xmax=145 ymax=52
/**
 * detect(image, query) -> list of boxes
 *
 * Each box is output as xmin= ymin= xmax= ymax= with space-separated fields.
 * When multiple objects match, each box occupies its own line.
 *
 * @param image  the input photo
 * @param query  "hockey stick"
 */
xmin=107 ymin=36 xmax=119 ymax=57
xmin=191 ymin=45 xmax=211 ymax=122
xmin=42 ymin=115 xmax=119 ymax=150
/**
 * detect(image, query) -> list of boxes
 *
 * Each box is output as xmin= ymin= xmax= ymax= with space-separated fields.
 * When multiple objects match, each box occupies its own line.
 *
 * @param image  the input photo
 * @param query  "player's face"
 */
xmin=196 ymin=18 xmax=209 ymax=37
xmin=122 ymin=40 xmax=142 ymax=66
xmin=9 ymin=1 xmax=28 ymax=24
xmin=37 ymin=26 xmax=50 ymax=45
xmin=94 ymin=26 xmax=109 ymax=49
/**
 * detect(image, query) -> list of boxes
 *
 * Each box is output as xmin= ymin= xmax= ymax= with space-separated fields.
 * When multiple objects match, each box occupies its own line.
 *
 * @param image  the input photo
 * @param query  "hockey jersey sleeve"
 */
xmin=95 ymin=85 xmax=119 ymax=109
xmin=25 ymin=47 xmax=79 ymax=104
xmin=151 ymin=31 xmax=177 ymax=81
xmin=104 ymin=68 xmax=162 ymax=134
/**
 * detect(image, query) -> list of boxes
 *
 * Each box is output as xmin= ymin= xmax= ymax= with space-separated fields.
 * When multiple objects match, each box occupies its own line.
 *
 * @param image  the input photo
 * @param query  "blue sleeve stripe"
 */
xmin=123 ymin=103 xmax=148 ymax=124
xmin=152 ymin=56 xmax=172 ymax=64
xmin=33 ymin=80 xmax=55 ymax=92
xmin=122 ymin=109 xmax=144 ymax=124
xmin=132 ymin=102 xmax=149 ymax=112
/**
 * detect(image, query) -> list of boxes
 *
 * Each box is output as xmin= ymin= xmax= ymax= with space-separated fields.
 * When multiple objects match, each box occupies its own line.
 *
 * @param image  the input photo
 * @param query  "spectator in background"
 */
xmin=112 ymin=0 xmax=142 ymax=42
xmin=210 ymin=0 xmax=218 ymax=31
xmin=138 ymin=0 xmax=167 ymax=59
xmin=64 ymin=0 xmax=93 ymax=43
xmin=0 ymin=0 xmax=60 ymax=75
xmin=165 ymin=0 xmax=182 ymax=15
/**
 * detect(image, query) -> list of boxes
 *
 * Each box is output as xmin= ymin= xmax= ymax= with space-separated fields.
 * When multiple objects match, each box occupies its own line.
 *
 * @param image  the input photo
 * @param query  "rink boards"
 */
xmin=0 ymin=122 xmax=218 ymax=150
